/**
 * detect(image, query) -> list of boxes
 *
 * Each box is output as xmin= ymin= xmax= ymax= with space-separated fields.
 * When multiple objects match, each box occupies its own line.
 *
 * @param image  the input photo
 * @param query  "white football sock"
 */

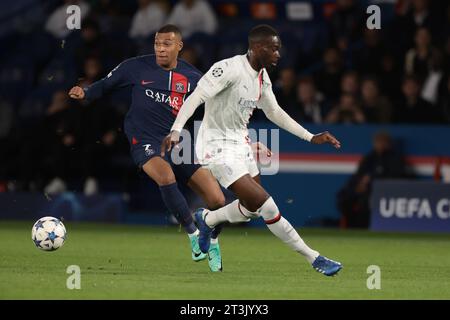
xmin=188 ymin=229 xmax=199 ymax=237
xmin=203 ymin=199 xmax=251 ymax=227
xmin=260 ymin=197 xmax=319 ymax=264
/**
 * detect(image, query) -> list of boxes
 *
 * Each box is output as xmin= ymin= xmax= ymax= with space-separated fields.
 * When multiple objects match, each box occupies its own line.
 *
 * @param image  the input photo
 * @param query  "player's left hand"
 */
xmin=311 ymin=131 xmax=341 ymax=149
xmin=251 ymin=141 xmax=272 ymax=157
xmin=161 ymin=131 xmax=180 ymax=157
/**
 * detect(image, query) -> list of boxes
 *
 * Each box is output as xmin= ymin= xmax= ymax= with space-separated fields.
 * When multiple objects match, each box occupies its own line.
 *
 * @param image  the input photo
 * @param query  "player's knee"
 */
xmin=259 ymin=197 xmax=281 ymax=223
xmin=143 ymin=157 xmax=177 ymax=186
xmin=207 ymin=193 xmax=226 ymax=210
xmin=242 ymin=195 xmax=269 ymax=213
xmin=156 ymin=174 xmax=176 ymax=186
xmin=241 ymin=201 xmax=259 ymax=214
xmin=238 ymin=202 xmax=261 ymax=219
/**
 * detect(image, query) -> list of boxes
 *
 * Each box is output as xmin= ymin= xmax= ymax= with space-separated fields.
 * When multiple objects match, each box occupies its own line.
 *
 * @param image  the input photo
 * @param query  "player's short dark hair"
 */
xmin=157 ymin=24 xmax=182 ymax=38
xmin=248 ymin=24 xmax=279 ymax=44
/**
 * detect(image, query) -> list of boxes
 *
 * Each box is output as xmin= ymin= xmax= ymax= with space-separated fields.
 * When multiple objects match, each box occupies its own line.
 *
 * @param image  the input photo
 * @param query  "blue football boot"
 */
xmin=194 ymin=208 xmax=214 ymax=253
xmin=312 ymin=255 xmax=343 ymax=276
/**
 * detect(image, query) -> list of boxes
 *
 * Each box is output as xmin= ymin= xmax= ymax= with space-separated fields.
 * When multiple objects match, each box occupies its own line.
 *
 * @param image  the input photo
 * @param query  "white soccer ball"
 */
xmin=31 ymin=216 xmax=67 ymax=251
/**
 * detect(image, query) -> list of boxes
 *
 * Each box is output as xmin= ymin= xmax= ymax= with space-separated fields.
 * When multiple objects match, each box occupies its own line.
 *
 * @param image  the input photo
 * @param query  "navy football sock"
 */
xmin=159 ymin=183 xmax=197 ymax=234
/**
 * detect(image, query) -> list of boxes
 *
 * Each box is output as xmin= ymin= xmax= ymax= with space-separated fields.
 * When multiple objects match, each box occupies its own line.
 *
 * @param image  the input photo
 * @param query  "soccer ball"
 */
xmin=31 ymin=216 xmax=67 ymax=251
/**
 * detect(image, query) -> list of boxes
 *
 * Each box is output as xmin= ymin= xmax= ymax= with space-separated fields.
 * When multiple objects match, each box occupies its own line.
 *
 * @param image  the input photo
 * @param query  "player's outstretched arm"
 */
xmin=69 ymin=61 xmax=131 ymax=102
xmin=163 ymin=60 xmax=237 ymax=156
xmin=265 ymin=105 xmax=341 ymax=149
xmin=161 ymin=87 xmax=209 ymax=156
xmin=170 ymin=87 xmax=206 ymax=133
xmin=260 ymin=86 xmax=341 ymax=149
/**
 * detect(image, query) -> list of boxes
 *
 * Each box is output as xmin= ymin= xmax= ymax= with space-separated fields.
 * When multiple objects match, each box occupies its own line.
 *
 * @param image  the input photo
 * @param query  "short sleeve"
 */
xmin=197 ymin=59 xmax=237 ymax=98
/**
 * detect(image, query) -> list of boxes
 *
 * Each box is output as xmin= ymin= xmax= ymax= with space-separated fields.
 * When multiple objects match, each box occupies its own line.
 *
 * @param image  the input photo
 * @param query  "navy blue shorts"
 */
xmin=125 ymin=125 xmax=201 ymax=185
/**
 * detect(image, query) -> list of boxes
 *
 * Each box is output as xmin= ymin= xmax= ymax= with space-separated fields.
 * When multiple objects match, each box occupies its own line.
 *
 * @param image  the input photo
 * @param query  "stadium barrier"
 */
xmin=2 ymin=124 xmax=449 ymax=230
xmin=370 ymin=180 xmax=450 ymax=233
xmin=244 ymin=122 xmax=450 ymax=227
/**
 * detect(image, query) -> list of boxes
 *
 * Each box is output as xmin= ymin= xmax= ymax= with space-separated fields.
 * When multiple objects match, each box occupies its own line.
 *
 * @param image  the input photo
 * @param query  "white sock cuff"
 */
xmin=238 ymin=201 xmax=257 ymax=219
xmin=221 ymin=200 xmax=251 ymax=223
xmin=259 ymin=197 xmax=281 ymax=224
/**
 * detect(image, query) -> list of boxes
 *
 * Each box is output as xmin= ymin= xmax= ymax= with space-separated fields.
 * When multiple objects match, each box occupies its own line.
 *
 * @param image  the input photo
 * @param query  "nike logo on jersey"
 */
xmin=141 ymin=80 xmax=155 ymax=85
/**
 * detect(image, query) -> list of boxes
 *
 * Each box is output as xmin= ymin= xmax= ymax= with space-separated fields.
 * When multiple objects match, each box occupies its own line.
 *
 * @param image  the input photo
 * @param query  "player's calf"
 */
xmin=258 ymin=197 xmax=320 ymax=264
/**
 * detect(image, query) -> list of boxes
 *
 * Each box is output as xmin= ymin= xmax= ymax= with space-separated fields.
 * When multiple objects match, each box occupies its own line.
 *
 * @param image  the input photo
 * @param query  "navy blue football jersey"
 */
xmin=83 ymin=54 xmax=202 ymax=143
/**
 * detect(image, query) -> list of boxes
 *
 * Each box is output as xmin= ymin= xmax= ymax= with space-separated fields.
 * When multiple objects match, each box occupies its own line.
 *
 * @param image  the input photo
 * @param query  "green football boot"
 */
xmin=189 ymin=234 xmax=206 ymax=262
xmin=207 ymin=241 xmax=223 ymax=272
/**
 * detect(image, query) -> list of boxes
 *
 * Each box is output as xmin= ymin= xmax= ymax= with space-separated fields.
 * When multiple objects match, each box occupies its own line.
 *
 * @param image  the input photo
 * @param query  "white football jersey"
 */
xmin=195 ymin=54 xmax=277 ymax=159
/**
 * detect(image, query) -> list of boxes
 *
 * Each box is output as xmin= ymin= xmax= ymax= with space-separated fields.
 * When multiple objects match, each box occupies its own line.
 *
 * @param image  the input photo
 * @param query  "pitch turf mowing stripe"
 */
xmin=1 ymin=221 xmax=450 ymax=299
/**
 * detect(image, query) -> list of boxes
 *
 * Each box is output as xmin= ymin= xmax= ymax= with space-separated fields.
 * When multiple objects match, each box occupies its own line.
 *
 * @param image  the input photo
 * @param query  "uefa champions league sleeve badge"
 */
xmin=212 ymin=67 xmax=223 ymax=77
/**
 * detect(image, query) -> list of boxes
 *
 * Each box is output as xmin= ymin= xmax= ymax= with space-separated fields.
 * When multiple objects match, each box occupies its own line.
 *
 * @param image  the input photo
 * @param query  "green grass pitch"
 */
xmin=1 ymin=220 xmax=450 ymax=299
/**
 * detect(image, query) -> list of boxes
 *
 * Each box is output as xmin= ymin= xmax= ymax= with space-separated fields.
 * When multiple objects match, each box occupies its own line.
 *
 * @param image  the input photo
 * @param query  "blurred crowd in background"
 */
xmin=0 ymin=0 xmax=449 ymax=197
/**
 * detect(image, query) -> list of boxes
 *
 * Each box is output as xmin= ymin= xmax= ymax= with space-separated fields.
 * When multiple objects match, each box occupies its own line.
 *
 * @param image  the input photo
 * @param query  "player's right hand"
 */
xmin=161 ymin=131 xmax=180 ymax=157
xmin=68 ymin=86 xmax=85 ymax=99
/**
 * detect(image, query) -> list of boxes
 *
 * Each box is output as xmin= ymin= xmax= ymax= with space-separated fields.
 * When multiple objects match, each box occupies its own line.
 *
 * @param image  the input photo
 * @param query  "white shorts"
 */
xmin=199 ymin=142 xmax=259 ymax=188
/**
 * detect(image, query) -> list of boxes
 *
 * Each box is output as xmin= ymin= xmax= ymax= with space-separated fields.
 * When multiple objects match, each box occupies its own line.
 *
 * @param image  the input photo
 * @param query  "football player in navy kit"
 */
xmin=69 ymin=25 xmax=225 ymax=272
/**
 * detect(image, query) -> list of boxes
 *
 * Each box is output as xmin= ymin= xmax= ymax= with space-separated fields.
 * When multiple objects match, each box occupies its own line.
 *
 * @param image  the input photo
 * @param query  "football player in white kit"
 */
xmin=162 ymin=25 xmax=343 ymax=276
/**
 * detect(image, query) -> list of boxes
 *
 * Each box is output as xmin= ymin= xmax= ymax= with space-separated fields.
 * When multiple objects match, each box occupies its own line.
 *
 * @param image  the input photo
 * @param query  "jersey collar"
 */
xmin=242 ymin=54 xmax=260 ymax=78
xmin=153 ymin=55 xmax=179 ymax=72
